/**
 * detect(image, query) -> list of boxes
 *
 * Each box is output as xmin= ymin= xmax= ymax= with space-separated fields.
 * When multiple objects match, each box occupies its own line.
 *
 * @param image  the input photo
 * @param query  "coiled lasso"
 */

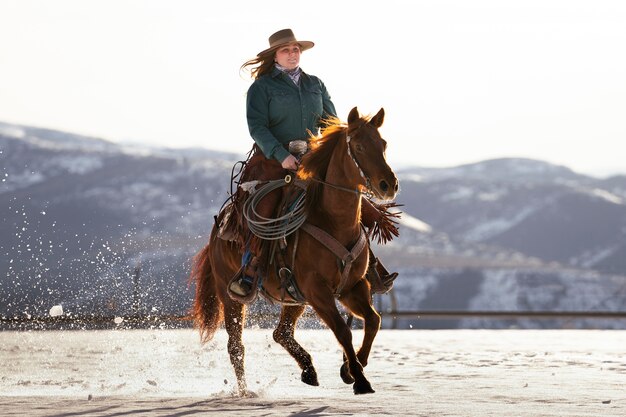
xmin=242 ymin=177 xmax=307 ymax=240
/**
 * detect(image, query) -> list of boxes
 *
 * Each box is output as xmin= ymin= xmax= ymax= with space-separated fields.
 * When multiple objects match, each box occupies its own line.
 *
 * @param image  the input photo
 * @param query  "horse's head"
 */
xmin=346 ymin=107 xmax=398 ymax=201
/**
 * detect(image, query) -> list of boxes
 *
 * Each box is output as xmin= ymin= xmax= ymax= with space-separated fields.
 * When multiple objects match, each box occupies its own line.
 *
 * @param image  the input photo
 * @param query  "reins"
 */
xmin=306 ymin=175 xmax=368 ymax=197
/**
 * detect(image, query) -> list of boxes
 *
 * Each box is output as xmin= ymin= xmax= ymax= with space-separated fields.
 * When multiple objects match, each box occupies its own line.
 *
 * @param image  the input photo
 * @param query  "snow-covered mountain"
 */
xmin=398 ymin=157 xmax=589 ymax=185
xmin=1 ymin=121 xmax=625 ymax=328
xmin=397 ymin=160 xmax=626 ymax=273
xmin=1 ymin=122 xmax=234 ymax=318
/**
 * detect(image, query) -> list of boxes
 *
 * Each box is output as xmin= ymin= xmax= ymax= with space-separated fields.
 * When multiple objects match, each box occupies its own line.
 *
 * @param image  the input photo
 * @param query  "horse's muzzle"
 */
xmin=376 ymin=177 xmax=399 ymax=201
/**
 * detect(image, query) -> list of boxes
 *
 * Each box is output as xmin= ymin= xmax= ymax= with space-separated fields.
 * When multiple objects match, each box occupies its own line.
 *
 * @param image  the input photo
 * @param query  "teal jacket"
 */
xmin=246 ymin=67 xmax=337 ymax=162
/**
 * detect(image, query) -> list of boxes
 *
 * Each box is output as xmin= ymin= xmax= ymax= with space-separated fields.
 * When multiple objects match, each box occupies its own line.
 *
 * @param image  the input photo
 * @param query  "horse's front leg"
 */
xmin=222 ymin=299 xmax=248 ymax=395
xmin=307 ymin=283 xmax=375 ymax=395
xmin=339 ymin=279 xmax=381 ymax=382
xmin=273 ymin=305 xmax=319 ymax=386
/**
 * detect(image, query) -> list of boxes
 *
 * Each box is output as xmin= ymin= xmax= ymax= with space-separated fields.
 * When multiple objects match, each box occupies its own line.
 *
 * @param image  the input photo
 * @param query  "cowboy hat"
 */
xmin=257 ymin=28 xmax=314 ymax=56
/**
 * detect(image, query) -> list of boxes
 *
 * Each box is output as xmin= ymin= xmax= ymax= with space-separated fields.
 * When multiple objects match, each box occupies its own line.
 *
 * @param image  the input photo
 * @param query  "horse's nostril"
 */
xmin=379 ymin=180 xmax=389 ymax=192
xmin=394 ymin=181 xmax=399 ymax=192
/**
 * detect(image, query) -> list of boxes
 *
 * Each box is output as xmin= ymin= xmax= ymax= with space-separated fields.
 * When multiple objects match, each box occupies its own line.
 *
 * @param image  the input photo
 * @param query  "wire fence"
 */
xmin=2 ymin=309 xmax=625 ymax=331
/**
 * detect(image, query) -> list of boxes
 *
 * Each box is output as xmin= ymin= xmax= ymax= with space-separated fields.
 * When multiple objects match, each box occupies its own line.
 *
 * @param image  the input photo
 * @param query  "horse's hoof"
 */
xmin=340 ymin=362 xmax=355 ymax=384
xmin=301 ymin=367 xmax=319 ymax=386
xmin=353 ymin=379 xmax=375 ymax=395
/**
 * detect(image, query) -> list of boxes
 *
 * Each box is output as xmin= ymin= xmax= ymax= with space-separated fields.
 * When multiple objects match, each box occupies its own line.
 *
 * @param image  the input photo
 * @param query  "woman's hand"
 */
xmin=281 ymin=154 xmax=299 ymax=171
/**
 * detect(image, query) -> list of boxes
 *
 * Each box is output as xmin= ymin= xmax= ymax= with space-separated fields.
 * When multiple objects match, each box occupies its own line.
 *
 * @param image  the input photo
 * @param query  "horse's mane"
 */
xmin=298 ymin=116 xmax=369 ymax=222
xmin=299 ymin=118 xmax=344 ymax=179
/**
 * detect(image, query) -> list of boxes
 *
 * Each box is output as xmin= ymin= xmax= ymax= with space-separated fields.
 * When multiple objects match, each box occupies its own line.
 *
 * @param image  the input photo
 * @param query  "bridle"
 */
xmin=305 ymin=129 xmax=374 ymax=198
xmin=345 ymin=132 xmax=373 ymax=197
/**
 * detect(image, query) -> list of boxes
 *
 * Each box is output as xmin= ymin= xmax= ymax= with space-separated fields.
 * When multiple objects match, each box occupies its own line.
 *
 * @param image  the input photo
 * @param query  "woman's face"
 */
xmin=274 ymin=42 xmax=301 ymax=70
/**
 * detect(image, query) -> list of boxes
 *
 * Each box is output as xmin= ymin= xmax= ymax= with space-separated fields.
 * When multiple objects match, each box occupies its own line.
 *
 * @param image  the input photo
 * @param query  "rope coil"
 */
xmin=243 ymin=178 xmax=307 ymax=240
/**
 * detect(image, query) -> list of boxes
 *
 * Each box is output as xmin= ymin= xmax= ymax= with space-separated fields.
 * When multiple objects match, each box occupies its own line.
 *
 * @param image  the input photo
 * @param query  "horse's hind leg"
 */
xmin=273 ymin=305 xmax=319 ymax=386
xmin=308 ymin=287 xmax=374 ymax=395
xmin=223 ymin=299 xmax=248 ymax=395
xmin=339 ymin=279 xmax=381 ymax=383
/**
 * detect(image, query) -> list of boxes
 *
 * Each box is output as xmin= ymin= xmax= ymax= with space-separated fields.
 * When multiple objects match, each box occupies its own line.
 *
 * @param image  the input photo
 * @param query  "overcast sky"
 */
xmin=1 ymin=0 xmax=625 ymax=177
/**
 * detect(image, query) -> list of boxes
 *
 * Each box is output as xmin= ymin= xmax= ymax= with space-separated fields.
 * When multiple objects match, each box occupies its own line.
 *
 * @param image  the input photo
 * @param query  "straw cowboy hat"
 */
xmin=257 ymin=28 xmax=314 ymax=56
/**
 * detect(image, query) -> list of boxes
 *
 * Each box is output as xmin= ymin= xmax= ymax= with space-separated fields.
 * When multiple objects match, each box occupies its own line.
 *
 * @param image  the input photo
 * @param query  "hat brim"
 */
xmin=257 ymin=40 xmax=314 ymax=57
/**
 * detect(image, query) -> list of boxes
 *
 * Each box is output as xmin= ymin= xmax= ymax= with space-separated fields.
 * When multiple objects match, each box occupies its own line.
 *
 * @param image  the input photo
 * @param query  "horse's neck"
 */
xmin=321 ymin=137 xmax=362 ymax=241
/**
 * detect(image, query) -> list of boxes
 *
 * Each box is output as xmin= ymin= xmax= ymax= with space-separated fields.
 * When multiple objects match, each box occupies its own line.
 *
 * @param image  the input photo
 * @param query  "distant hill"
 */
xmin=1 ymin=121 xmax=625 ymax=328
xmin=396 ymin=158 xmax=626 ymax=273
xmin=1 ymin=121 xmax=233 ymax=317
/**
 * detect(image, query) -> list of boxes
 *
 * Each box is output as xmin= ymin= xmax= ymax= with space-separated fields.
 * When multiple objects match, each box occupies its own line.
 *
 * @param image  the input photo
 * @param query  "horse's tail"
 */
xmin=190 ymin=242 xmax=223 ymax=344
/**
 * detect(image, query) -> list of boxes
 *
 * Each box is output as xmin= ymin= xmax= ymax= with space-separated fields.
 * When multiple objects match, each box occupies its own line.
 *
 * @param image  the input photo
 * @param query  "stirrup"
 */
xmin=229 ymin=276 xmax=253 ymax=297
xmin=227 ymin=264 xmax=258 ymax=304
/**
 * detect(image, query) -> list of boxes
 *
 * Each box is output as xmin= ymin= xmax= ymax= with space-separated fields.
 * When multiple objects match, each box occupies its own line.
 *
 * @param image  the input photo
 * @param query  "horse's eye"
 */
xmin=355 ymin=143 xmax=365 ymax=152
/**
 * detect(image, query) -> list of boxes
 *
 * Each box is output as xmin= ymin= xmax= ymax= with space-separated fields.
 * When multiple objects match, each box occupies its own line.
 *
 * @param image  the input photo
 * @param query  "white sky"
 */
xmin=1 ymin=0 xmax=625 ymax=177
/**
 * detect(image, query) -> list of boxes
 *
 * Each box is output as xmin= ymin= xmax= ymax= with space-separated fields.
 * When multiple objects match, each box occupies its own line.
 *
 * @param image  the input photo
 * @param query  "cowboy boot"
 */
xmin=229 ymin=267 xmax=254 ymax=297
xmin=376 ymin=257 xmax=399 ymax=293
xmin=228 ymin=232 xmax=272 ymax=300
xmin=366 ymin=248 xmax=398 ymax=294
xmin=228 ymin=254 xmax=259 ymax=298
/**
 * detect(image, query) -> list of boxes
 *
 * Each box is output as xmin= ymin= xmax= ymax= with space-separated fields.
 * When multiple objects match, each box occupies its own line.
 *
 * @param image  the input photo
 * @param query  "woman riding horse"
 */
xmin=224 ymin=28 xmax=397 ymax=300
xmin=191 ymin=105 xmax=399 ymax=395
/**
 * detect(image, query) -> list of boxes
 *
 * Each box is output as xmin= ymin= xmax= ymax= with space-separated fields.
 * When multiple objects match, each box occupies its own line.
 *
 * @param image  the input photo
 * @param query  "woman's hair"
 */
xmin=240 ymin=49 xmax=276 ymax=80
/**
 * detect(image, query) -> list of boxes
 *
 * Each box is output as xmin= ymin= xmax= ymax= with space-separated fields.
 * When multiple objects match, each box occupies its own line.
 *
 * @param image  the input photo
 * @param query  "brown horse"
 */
xmin=190 ymin=106 xmax=398 ymax=395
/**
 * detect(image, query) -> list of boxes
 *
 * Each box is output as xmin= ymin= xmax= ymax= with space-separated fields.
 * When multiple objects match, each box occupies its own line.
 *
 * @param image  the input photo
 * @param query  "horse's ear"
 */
xmin=369 ymin=108 xmax=385 ymax=128
xmin=348 ymin=107 xmax=359 ymax=124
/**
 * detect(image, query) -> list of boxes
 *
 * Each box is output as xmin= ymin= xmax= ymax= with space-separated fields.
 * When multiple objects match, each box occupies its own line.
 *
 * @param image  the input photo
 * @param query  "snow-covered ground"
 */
xmin=1 ymin=329 xmax=624 ymax=416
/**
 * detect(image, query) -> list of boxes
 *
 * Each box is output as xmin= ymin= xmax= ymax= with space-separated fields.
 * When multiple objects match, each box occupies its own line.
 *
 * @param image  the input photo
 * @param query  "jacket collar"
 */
xmin=271 ymin=66 xmax=309 ymax=80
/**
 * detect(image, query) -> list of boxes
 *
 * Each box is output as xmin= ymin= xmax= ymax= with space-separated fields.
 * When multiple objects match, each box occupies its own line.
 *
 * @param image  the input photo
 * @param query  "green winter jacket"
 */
xmin=246 ymin=67 xmax=337 ymax=163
